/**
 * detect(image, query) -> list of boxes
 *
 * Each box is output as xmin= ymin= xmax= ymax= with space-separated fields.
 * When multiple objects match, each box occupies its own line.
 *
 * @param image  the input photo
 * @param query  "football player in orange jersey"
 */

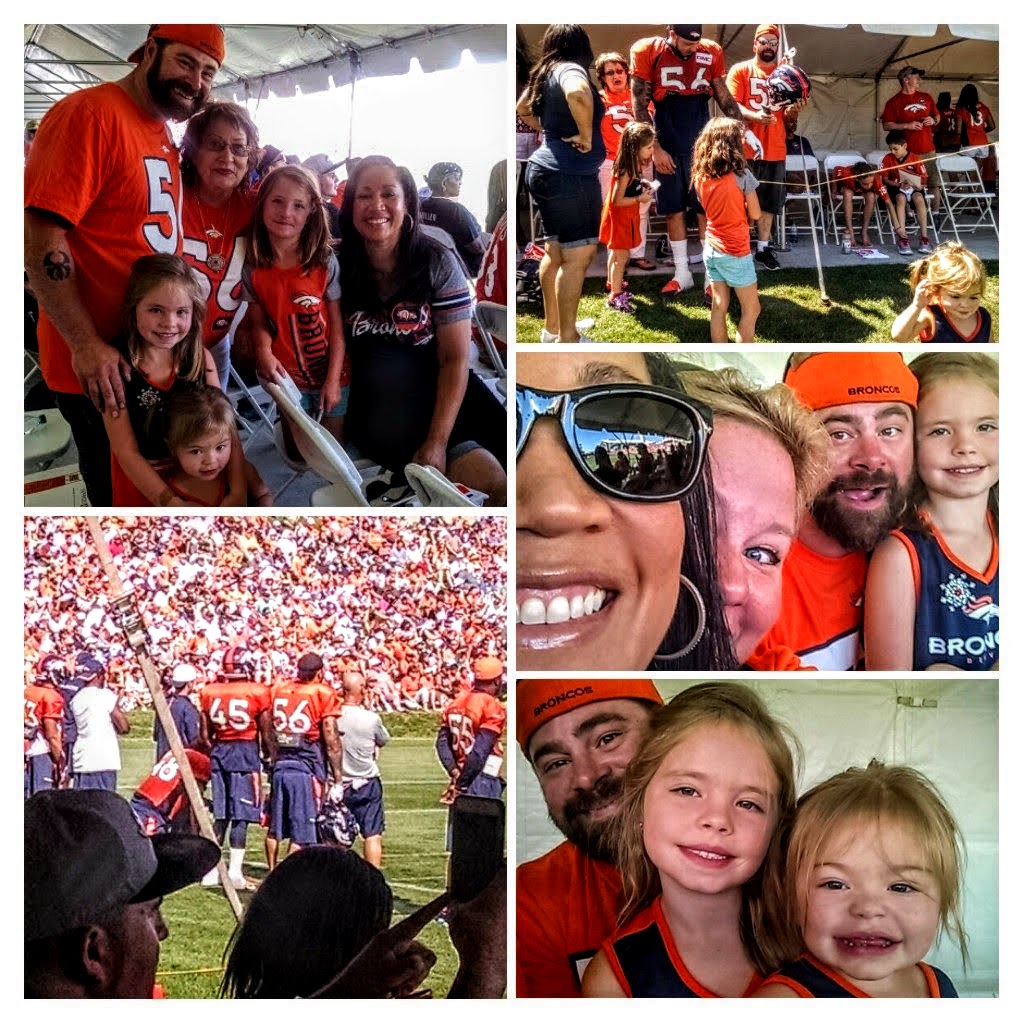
xmin=264 ymin=652 xmax=344 ymax=870
xmin=198 ymin=645 xmax=273 ymax=890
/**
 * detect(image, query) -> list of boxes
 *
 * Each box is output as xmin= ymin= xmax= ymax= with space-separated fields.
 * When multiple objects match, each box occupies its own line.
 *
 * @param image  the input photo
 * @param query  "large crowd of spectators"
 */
xmin=24 ymin=516 xmax=507 ymax=712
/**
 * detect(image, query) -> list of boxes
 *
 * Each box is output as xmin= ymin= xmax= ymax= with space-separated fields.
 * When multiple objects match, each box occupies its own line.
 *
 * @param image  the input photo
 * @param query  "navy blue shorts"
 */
xmin=343 ymin=777 xmax=386 ymax=838
xmin=525 ymin=163 xmax=602 ymax=248
xmin=25 ymin=754 xmax=57 ymax=798
xmin=72 ymin=770 xmax=117 ymax=792
xmin=654 ymin=150 xmax=702 ymax=219
xmin=268 ymin=766 xmax=322 ymax=844
xmin=211 ymin=742 xmax=263 ymax=823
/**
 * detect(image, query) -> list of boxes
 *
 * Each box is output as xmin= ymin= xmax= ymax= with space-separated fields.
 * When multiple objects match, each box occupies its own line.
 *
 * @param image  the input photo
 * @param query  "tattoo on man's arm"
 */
xmin=712 ymin=79 xmax=743 ymax=120
xmin=631 ymin=78 xmax=654 ymax=123
xmin=43 ymin=250 xmax=72 ymax=282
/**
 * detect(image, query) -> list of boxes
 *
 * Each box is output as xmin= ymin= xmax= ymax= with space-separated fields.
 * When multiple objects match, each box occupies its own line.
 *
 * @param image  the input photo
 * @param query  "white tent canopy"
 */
xmin=24 ymin=24 xmax=506 ymax=121
xmin=520 ymin=24 xmax=998 ymax=155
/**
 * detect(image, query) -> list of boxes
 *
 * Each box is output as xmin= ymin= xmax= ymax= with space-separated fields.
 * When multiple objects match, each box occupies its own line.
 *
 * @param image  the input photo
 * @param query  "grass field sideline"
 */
xmin=516 ymin=261 xmax=999 ymax=343
xmin=116 ymin=709 xmax=487 ymax=998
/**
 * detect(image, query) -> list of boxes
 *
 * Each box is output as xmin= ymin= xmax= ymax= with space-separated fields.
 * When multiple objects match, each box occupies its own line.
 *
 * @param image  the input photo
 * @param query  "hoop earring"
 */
xmin=653 ymin=574 xmax=707 ymax=662
xmin=403 ymin=212 xmax=414 ymax=232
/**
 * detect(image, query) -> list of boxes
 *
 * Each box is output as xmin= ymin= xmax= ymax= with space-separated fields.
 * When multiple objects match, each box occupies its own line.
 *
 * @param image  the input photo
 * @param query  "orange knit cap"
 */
xmin=784 ymin=353 xmax=918 ymax=412
xmin=755 ymin=24 xmax=781 ymax=40
xmin=517 ymin=678 xmax=662 ymax=755
xmin=128 ymin=25 xmax=226 ymax=65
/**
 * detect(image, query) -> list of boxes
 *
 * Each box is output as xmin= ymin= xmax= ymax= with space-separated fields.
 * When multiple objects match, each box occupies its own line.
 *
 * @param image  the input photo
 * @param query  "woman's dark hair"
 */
xmin=180 ymin=101 xmax=259 ymax=191
xmin=936 ymin=90 xmax=951 ymax=111
xmin=522 ymin=24 xmax=595 ymax=118
xmin=338 ymin=154 xmax=440 ymax=309
xmin=220 ymin=847 xmax=393 ymax=998
xmin=643 ymin=353 xmax=738 ymax=671
xmin=955 ymin=83 xmax=980 ymax=114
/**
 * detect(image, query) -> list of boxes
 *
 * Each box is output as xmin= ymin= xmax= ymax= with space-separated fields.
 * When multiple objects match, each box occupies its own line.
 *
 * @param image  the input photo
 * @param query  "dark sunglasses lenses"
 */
xmin=572 ymin=393 xmax=702 ymax=498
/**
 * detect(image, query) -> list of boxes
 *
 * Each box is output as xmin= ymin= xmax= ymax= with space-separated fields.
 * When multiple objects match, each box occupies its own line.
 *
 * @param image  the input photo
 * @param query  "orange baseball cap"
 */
xmin=517 ymin=679 xmax=662 ymax=754
xmin=784 ymin=353 xmax=918 ymax=411
xmin=473 ymin=656 xmax=504 ymax=681
xmin=128 ymin=25 xmax=226 ymax=66
xmin=755 ymin=24 xmax=781 ymax=40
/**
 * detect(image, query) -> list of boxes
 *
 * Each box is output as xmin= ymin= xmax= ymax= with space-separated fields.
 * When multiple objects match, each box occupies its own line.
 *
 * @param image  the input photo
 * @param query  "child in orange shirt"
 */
xmin=692 ymin=118 xmax=762 ymax=342
xmin=599 ymin=121 xmax=657 ymax=313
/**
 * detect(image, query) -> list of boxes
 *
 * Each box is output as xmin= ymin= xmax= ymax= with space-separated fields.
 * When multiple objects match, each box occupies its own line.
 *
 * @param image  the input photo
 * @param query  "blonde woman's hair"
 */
xmin=904 ymin=351 xmax=999 ymax=529
xmin=250 ymin=164 xmax=333 ymax=272
xmin=122 ymin=254 xmax=207 ymax=383
xmin=909 ymin=241 xmax=987 ymax=298
xmin=613 ymin=682 xmax=801 ymax=975
xmin=682 ymin=367 xmax=831 ymax=510
xmin=766 ymin=759 xmax=968 ymax=970
xmin=612 ymin=121 xmax=656 ymax=182
xmin=691 ymin=116 xmax=747 ymax=182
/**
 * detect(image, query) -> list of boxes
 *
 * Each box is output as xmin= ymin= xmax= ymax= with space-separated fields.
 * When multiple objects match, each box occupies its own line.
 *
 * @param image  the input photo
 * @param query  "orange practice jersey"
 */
xmin=441 ymin=688 xmax=505 ymax=770
xmin=269 ymin=678 xmax=341 ymax=745
xmin=200 ymin=680 xmax=271 ymax=743
xmin=630 ymin=37 xmax=724 ymax=103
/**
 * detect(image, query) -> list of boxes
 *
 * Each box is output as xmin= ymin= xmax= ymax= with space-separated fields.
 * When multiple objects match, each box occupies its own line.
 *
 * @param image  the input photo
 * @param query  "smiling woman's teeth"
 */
xmin=517 ymin=590 xmax=606 ymax=624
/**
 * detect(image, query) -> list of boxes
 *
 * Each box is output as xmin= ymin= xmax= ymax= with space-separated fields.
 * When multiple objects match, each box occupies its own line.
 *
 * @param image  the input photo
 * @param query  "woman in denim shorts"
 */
xmin=517 ymin=25 xmax=605 ymax=343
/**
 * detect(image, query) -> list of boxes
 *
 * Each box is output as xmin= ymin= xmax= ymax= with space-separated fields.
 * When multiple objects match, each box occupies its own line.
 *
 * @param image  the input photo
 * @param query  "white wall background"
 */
xmin=515 ymin=677 xmax=998 ymax=997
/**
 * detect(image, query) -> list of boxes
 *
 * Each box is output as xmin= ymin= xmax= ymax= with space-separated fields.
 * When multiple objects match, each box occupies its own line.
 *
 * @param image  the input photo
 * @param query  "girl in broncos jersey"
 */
xmin=891 ymin=241 xmax=992 ymax=343
xmin=756 ymin=761 xmax=965 ymax=997
xmin=864 ymin=352 xmax=998 ymax=670
xmin=581 ymin=683 xmax=797 ymax=997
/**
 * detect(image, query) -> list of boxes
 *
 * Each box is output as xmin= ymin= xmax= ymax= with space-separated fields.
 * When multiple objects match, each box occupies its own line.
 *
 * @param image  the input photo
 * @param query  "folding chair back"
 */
xmin=935 ymin=154 xmax=999 ymax=240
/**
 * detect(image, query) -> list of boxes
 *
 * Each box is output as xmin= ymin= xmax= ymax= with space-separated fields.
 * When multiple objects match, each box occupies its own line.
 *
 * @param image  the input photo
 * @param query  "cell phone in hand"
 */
xmin=448 ymin=795 xmax=505 ymax=903
xmin=642 ymin=178 xmax=661 ymax=193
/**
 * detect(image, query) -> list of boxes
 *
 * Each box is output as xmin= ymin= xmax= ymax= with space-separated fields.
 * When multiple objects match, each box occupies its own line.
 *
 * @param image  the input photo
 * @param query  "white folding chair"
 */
xmin=779 ymin=154 xmax=826 ymax=244
xmin=822 ymin=152 xmax=867 ymax=244
xmin=264 ymin=374 xmax=476 ymax=508
xmin=934 ymin=154 xmax=999 ymax=240
xmin=865 ymin=150 xmax=887 ymax=169
xmin=473 ymin=300 xmax=507 ymax=394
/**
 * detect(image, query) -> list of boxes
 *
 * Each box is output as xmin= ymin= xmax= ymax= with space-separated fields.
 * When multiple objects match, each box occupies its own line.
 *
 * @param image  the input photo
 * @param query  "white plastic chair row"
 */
xmin=933 ymin=154 xmax=998 ymax=240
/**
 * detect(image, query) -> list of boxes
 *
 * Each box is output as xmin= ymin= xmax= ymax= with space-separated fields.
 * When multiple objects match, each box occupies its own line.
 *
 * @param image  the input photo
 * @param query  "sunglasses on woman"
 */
xmin=516 ymin=383 xmax=713 ymax=502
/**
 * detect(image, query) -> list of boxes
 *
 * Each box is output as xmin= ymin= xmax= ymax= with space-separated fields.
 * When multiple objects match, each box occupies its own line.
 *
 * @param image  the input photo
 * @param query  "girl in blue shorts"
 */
xmin=692 ymin=117 xmax=762 ymax=342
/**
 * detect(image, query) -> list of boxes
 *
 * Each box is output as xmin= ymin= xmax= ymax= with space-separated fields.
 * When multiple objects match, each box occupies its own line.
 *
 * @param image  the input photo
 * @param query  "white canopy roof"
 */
xmin=24 ymin=24 xmax=506 ymax=121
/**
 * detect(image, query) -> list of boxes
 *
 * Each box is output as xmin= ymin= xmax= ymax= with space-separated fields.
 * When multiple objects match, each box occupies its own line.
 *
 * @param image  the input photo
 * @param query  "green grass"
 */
xmin=118 ymin=710 xmax=468 ymax=998
xmin=516 ymin=260 xmax=998 ymax=343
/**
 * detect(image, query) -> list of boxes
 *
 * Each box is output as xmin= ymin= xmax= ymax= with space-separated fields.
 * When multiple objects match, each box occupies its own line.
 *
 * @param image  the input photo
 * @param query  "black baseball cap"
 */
xmin=671 ymin=25 xmax=702 ymax=41
xmin=25 ymin=790 xmax=220 ymax=941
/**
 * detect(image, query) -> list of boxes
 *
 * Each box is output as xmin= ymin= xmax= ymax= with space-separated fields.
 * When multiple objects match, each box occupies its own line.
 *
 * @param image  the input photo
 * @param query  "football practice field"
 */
xmin=117 ymin=710 xmax=466 ymax=998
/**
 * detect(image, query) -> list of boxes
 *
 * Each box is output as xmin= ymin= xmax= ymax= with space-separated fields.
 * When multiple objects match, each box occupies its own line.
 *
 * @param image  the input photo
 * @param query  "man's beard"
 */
xmin=811 ymin=470 xmax=910 ymax=553
xmin=549 ymin=773 xmax=624 ymax=863
xmin=757 ymin=46 xmax=777 ymax=64
xmin=147 ymin=59 xmax=207 ymax=122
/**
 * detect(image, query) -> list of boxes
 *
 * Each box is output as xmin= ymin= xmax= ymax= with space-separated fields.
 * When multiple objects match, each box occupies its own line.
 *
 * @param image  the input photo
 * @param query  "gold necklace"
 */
xmin=194 ymin=191 xmax=233 ymax=272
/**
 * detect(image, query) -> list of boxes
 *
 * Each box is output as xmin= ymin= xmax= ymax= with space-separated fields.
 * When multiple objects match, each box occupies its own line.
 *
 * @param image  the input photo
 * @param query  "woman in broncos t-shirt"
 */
xmin=338 ymin=156 xmax=506 ymax=506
